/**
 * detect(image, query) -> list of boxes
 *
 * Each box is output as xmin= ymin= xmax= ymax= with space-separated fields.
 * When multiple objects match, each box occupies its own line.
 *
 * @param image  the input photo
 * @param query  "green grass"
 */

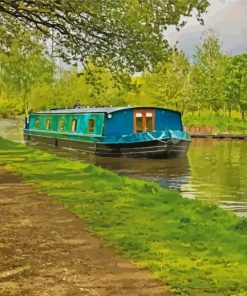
xmin=183 ymin=113 xmax=247 ymax=133
xmin=0 ymin=137 xmax=247 ymax=295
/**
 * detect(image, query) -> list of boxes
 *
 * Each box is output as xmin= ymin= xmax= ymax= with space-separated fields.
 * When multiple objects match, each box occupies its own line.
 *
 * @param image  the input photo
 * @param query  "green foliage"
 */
xmin=0 ymin=97 xmax=24 ymax=118
xmin=0 ymin=0 xmax=209 ymax=74
xmin=183 ymin=113 xmax=247 ymax=133
xmin=225 ymin=54 xmax=247 ymax=119
xmin=0 ymin=25 xmax=54 ymax=116
xmin=48 ymin=63 xmax=132 ymax=109
xmin=140 ymin=51 xmax=192 ymax=111
xmin=190 ymin=29 xmax=227 ymax=112
xmin=1 ymin=137 xmax=247 ymax=295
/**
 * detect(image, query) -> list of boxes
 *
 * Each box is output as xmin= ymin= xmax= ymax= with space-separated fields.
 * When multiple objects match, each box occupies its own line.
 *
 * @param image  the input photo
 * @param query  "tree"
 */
xmin=191 ymin=29 xmax=227 ymax=113
xmin=30 ymin=62 xmax=133 ymax=111
xmin=139 ymin=51 xmax=192 ymax=112
xmin=225 ymin=54 xmax=247 ymax=120
xmin=0 ymin=0 xmax=209 ymax=74
xmin=0 ymin=26 xmax=54 ymax=114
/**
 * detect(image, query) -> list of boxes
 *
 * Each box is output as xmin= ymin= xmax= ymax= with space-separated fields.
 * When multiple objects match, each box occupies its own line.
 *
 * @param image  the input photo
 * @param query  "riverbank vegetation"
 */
xmin=183 ymin=113 xmax=247 ymax=134
xmin=0 ymin=137 xmax=247 ymax=295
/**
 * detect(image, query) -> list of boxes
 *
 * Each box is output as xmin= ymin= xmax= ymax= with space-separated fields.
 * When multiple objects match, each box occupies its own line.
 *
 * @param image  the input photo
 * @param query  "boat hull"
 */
xmin=24 ymin=133 xmax=189 ymax=158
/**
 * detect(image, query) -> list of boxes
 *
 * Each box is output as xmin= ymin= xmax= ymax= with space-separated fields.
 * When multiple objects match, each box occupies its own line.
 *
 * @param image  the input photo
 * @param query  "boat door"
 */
xmin=134 ymin=109 xmax=155 ymax=133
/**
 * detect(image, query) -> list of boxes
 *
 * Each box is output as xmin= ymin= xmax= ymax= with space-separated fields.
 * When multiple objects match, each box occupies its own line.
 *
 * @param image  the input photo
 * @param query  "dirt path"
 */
xmin=0 ymin=167 xmax=170 ymax=296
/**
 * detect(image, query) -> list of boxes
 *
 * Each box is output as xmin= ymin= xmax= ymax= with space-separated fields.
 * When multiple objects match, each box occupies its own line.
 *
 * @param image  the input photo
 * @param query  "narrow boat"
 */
xmin=24 ymin=107 xmax=190 ymax=158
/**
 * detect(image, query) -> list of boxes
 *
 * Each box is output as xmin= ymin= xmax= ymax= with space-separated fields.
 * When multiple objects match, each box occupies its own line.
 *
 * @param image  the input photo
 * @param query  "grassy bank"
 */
xmin=0 ymin=138 xmax=247 ymax=296
xmin=183 ymin=113 xmax=247 ymax=134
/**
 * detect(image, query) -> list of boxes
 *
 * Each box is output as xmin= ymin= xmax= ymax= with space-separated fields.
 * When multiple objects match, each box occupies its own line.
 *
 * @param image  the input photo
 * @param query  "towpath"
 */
xmin=0 ymin=167 xmax=169 ymax=296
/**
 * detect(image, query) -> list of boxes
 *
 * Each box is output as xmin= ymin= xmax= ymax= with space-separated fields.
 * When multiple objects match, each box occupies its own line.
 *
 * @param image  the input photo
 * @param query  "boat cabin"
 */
xmin=25 ymin=107 xmax=190 ymax=158
xmin=27 ymin=107 xmax=183 ymax=136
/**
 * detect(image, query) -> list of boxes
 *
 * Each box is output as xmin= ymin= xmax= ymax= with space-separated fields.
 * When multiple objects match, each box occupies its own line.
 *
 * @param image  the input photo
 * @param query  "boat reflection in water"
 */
xmin=26 ymin=140 xmax=190 ymax=191
xmin=95 ymin=154 xmax=190 ymax=190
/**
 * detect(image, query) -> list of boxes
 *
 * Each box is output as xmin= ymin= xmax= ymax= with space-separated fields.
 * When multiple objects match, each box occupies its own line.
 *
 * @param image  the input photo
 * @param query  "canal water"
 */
xmin=1 ymin=118 xmax=247 ymax=217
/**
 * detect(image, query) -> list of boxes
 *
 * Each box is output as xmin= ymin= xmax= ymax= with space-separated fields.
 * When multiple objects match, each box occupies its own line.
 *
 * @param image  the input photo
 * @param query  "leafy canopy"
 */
xmin=0 ymin=0 xmax=209 ymax=72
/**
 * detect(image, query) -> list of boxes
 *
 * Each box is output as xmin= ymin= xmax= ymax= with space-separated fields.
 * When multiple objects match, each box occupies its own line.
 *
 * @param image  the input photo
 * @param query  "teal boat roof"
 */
xmin=34 ymin=107 xmax=181 ymax=115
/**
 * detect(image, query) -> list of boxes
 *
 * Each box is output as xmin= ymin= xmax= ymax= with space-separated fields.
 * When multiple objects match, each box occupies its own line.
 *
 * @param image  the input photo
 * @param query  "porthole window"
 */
xmin=71 ymin=119 xmax=77 ymax=132
xmin=58 ymin=119 xmax=65 ymax=131
xmin=34 ymin=118 xmax=39 ymax=129
xmin=88 ymin=118 xmax=95 ymax=133
xmin=46 ymin=119 xmax=52 ymax=130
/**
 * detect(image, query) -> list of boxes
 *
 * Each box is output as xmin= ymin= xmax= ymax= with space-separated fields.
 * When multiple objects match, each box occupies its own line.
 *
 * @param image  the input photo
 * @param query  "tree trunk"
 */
xmin=240 ymin=104 xmax=245 ymax=120
xmin=228 ymin=105 xmax=231 ymax=118
xmin=223 ymin=104 xmax=227 ymax=116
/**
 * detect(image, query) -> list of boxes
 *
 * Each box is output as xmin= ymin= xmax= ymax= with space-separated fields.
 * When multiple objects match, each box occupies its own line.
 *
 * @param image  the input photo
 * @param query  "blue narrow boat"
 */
xmin=24 ymin=107 xmax=190 ymax=158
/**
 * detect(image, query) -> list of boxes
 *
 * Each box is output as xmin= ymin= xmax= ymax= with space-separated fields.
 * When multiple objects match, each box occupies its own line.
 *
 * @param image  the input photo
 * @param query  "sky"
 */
xmin=165 ymin=0 xmax=247 ymax=58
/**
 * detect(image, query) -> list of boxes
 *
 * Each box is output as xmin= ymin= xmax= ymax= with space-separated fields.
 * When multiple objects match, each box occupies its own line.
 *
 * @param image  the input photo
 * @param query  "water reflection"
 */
xmin=185 ymin=139 xmax=247 ymax=217
xmin=0 ymin=118 xmax=24 ymax=143
xmin=0 ymin=119 xmax=247 ymax=217
xmin=25 ymin=140 xmax=190 ymax=191
xmin=95 ymin=156 xmax=190 ymax=191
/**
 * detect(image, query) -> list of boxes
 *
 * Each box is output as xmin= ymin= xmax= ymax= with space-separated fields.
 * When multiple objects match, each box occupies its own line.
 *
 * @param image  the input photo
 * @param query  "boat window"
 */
xmin=88 ymin=118 xmax=95 ymax=133
xmin=146 ymin=112 xmax=153 ymax=132
xmin=58 ymin=119 xmax=65 ymax=131
xmin=34 ymin=118 xmax=39 ymax=129
xmin=136 ymin=112 xmax=143 ymax=132
xmin=46 ymin=119 xmax=52 ymax=130
xmin=134 ymin=110 xmax=154 ymax=133
xmin=71 ymin=119 xmax=77 ymax=132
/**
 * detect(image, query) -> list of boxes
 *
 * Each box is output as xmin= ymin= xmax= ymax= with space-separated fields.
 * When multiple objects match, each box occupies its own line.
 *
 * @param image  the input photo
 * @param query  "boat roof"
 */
xmin=34 ymin=107 xmax=181 ymax=115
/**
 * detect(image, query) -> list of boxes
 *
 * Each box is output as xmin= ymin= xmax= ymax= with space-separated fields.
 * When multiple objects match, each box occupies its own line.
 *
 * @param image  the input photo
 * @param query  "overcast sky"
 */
xmin=165 ymin=0 xmax=247 ymax=58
